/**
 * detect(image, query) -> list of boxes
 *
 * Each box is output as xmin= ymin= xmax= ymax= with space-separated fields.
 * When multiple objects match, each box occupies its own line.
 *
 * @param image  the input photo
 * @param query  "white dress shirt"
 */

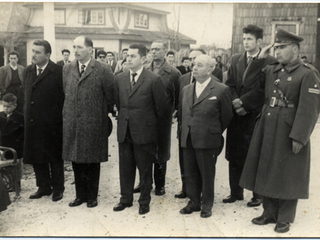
xmin=195 ymin=77 xmax=211 ymax=98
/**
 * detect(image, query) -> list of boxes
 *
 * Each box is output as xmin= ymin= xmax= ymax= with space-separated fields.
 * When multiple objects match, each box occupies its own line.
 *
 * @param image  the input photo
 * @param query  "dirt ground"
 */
xmin=0 ymin=118 xmax=320 ymax=237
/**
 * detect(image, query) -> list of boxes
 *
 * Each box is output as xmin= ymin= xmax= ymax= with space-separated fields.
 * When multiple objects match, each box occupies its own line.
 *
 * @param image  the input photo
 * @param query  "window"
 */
xmin=134 ymin=12 xmax=148 ymax=28
xmin=78 ymin=9 xmax=105 ymax=25
xmin=55 ymin=9 xmax=65 ymax=25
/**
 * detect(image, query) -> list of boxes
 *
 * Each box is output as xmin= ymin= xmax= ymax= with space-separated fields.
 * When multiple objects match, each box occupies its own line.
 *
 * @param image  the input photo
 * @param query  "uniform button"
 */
xmin=281 ymin=69 xmax=285 ymax=72
xmin=267 ymin=113 xmax=270 ymax=116
xmin=273 ymin=90 xmax=276 ymax=93
xmin=31 ymin=101 xmax=34 ymax=105
xmin=30 ymin=119 xmax=34 ymax=122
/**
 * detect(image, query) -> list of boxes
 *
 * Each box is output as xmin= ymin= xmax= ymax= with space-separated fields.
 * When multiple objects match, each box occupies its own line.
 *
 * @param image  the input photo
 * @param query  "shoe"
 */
xmin=87 ymin=199 xmax=98 ymax=208
xmin=133 ymin=184 xmax=140 ymax=193
xmin=274 ymin=222 xmax=290 ymax=233
xmin=180 ymin=203 xmax=201 ymax=215
xmin=29 ymin=188 xmax=52 ymax=199
xmin=252 ymin=216 xmax=277 ymax=225
xmin=200 ymin=211 xmax=212 ymax=218
xmin=113 ymin=202 xmax=133 ymax=211
xmin=69 ymin=198 xmax=87 ymax=207
xmin=155 ymin=187 xmax=165 ymax=196
xmin=52 ymin=192 xmax=63 ymax=202
xmin=222 ymin=195 xmax=244 ymax=203
xmin=247 ymin=197 xmax=262 ymax=207
xmin=175 ymin=191 xmax=187 ymax=199
xmin=139 ymin=204 xmax=150 ymax=215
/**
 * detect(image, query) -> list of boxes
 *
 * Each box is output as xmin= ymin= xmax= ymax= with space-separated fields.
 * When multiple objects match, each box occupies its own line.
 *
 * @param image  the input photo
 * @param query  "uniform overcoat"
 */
xmin=23 ymin=60 xmax=64 ymax=164
xmin=240 ymin=58 xmax=320 ymax=199
xmin=146 ymin=61 xmax=181 ymax=162
xmin=62 ymin=59 xmax=114 ymax=163
xmin=225 ymin=52 xmax=277 ymax=165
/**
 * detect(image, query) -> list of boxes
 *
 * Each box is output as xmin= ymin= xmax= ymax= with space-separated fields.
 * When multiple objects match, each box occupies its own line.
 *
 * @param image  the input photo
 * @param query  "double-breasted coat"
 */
xmin=62 ymin=59 xmax=114 ymax=163
xmin=240 ymin=58 xmax=320 ymax=199
xmin=225 ymin=52 xmax=277 ymax=165
xmin=23 ymin=60 xmax=64 ymax=164
xmin=146 ymin=60 xmax=181 ymax=162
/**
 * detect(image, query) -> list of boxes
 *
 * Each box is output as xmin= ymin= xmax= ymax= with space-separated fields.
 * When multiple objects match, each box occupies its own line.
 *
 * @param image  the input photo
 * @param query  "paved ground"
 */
xmin=0 ymin=117 xmax=320 ymax=237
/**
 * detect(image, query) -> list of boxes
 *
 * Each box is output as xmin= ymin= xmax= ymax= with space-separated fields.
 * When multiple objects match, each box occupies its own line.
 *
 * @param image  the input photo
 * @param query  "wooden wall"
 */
xmin=232 ymin=3 xmax=318 ymax=65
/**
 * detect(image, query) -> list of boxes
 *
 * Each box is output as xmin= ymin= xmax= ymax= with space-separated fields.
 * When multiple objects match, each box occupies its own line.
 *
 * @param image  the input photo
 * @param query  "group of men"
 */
xmin=1 ymin=23 xmax=320 ymax=234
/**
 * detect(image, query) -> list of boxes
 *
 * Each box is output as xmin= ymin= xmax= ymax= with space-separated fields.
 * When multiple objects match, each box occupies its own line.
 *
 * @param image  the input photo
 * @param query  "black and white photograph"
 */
xmin=0 ymin=1 xmax=320 ymax=237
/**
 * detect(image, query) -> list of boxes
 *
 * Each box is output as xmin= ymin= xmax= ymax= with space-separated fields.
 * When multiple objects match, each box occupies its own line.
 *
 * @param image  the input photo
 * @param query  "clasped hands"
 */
xmin=232 ymin=98 xmax=247 ymax=116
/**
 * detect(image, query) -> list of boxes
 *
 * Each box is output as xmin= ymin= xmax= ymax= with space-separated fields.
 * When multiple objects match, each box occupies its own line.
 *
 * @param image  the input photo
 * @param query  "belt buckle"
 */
xmin=270 ymin=97 xmax=276 ymax=107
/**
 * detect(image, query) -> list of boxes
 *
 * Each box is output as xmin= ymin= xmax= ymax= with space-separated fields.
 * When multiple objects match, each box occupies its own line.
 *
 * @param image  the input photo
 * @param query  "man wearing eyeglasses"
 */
xmin=97 ymin=50 xmax=107 ymax=63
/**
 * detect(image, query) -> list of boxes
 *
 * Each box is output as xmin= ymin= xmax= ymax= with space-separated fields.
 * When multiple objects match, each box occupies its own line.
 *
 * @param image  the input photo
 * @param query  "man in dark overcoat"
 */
xmin=63 ymin=36 xmax=114 ymax=208
xmin=240 ymin=29 xmax=320 ymax=233
xmin=179 ymin=55 xmax=233 ymax=218
xmin=142 ymin=40 xmax=181 ymax=196
xmin=113 ymin=43 xmax=169 ymax=215
xmin=224 ymin=25 xmax=277 ymax=207
xmin=23 ymin=40 xmax=64 ymax=202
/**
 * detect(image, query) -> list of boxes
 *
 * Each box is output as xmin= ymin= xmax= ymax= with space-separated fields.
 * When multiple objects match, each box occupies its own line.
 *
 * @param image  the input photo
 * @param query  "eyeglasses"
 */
xmin=99 ymin=56 xmax=106 ymax=59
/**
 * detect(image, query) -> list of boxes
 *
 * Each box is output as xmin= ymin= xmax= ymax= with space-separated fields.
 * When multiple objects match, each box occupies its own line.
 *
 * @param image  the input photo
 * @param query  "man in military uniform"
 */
xmin=240 ymin=29 xmax=320 ymax=233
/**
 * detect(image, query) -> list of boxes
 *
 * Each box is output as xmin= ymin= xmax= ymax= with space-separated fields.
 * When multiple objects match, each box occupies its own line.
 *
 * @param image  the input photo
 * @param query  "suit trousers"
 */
xmin=229 ymin=160 xmax=260 ymax=199
xmin=119 ymin=128 xmax=155 ymax=205
xmin=72 ymin=162 xmax=100 ymax=200
xmin=32 ymin=160 xmax=64 ymax=193
xmin=183 ymin=134 xmax=218 ymax=211
xmin=261 ymin=196 xmax=298 ymax=223
xmin=153 ymin=162 xmax=167 ymax=189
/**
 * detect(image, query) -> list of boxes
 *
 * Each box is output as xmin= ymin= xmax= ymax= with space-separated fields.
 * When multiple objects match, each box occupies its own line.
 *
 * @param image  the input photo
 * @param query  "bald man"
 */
xmin=179 ymin=55 xmax=233 ymax=218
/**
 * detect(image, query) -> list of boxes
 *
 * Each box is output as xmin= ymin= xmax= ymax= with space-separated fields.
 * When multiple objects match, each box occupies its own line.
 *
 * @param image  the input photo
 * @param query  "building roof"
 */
xmin=24 ymin=27 xmax=196 ymax=45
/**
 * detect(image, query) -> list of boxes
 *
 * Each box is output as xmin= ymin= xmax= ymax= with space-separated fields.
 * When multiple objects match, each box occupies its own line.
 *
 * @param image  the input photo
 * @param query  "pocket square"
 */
xmin=208 ymin=96 xmax=217 ymax=100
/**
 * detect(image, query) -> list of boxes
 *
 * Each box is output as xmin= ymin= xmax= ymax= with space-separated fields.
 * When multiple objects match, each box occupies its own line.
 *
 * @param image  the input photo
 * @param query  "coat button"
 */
xmin=281 ymin=69 xmax=285 ymax=72
xmin=30 ymin=119 xmax=34 ymax=122
xmin=267 ymin=113 xmax=270 ymax=116
xmin=273 ymin=90 xmax=276 ymax=93
xmin=31 ymin=101 xmax=34 ymax=105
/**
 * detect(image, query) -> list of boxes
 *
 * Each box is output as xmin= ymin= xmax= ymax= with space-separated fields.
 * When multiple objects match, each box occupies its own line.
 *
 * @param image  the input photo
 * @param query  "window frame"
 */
xmin=134 ymin=11 xmax=149 ymax=29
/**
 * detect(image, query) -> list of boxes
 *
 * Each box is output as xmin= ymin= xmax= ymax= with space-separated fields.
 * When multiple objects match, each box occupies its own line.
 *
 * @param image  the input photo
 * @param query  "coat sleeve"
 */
xmin=289 ymin=70 xmax=320 ymax=145
xmin=219 ymin=87 xmax=234 ymax=132
xmin=101 ymin=65 xmax=115 ymax=112
xmin=114 ymin=75 xmax=120 ymax=111
xmin=225 ymin=56 xmax=239 ymax=100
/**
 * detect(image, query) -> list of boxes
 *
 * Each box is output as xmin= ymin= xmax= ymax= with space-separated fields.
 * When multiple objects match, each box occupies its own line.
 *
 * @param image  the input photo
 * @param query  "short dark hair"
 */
xmin=97 ymin=50 xmax=107 ymax=56
xmin=33 ymin=40 xmax=52 ymax=54
xmin=181 ymin=57 xmax=190 ymax=63
xmin=122 ymin=48 xmax=128 ymax=53
xmin=106 ymin=51 xmax=114 ymax=56
xmin=3 ymin=93 xmax=17 ymax=104
xmin=167 ymin=51 xmax=175 ymax=57
xmin=243 ymin=25 xmax=263 ymax=40
xmin=190 ymin=48 xmax=206 ymax=54
xmin=129 ymin=43 xmax=147 ymax=57
xmin=61 ymin=49 xmax=70 ymax=54
xmin=83 ymin=36 xmax=93 ymax=48
xmin=301 ymin=56 xmax=307 ymax=59
xmin=8 ymin=50 xmax=19 ymax=58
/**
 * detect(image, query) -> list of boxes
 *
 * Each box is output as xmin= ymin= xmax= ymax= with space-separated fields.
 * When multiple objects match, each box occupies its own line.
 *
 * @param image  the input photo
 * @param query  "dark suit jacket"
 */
xmin=0 ymin=110 xmax=24 ymax=158
xmin=115 ymin=68 xmax=169 ymax=145
xmin=23 ymin=60 xmax=64 ymax=164
xmin=176 ymin=65 xmax=191 ymax=75
xmin=0 ymin=64 xmax=24 ymax=95
xmin=180 ymin=78 xmax=233 ymax=149
xmin=146 ymin=60 xmax=181 ymax=162
xmin=108 ymin=61 xmax=117 ymax=73
xmin=212 ymin=66 xmax=223 ymax=82
xmin=225 ymin=51 xmax=277 ymax=163
xmin=56 ymin=60 xmax=70 ymax=66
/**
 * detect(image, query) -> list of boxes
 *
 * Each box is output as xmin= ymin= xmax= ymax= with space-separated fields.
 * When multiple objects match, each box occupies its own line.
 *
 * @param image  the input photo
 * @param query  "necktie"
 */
xmin=247 ymin=56 xmax=253 ymax=66
xmin=38 ymin=68 xmax=43 ymax=76
xmin=131 ymin=73 xmax=137 ymax=90
xmin=80 ymin=64 xmax=85 ymax=76
xmin=6 ymin=115 xmax=10 ymax=122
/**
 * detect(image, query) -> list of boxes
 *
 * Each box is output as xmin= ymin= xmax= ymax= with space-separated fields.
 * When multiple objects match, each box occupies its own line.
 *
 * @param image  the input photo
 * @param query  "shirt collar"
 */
xmin=36 ymin=60 xmax=49 ymax=72
xmin=130 ymin=67 xmax=144 ymax=82
xmin=196 ymin=76 xmax=211 ymax=88
xmin=247 ymin=49 xmax=260 ymax=59
xmin=78 ymin=58 xmax=91 ymax=72
xmin=9 ymin=64 xmax=17 ymax=70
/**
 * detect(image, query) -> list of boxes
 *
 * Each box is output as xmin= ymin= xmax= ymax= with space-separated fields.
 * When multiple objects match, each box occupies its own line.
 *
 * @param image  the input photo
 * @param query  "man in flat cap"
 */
xmin=240 ymin=28 xmax=320 ymax=233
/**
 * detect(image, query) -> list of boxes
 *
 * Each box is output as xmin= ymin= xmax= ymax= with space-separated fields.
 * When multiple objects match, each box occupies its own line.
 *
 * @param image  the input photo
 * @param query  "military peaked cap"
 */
xmin=274 ymin=28 xmax=304 ymax=47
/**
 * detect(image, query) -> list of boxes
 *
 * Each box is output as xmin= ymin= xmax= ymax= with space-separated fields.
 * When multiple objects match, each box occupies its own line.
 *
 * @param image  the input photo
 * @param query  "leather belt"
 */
xmin=265 ymin=97 xmax=295 ymax=108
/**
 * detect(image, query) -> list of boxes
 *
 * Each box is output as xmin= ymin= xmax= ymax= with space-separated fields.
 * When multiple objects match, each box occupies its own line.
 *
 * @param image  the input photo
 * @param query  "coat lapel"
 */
xmin=236 ymin=52 xmax=247 ymax=90
xmin=186 ymin=83 xmax=195 ymax=109
xmin=193 ymin=79 xmax=215 ymax=106
xmin=71 ymin=60 xmax=80 ymax=81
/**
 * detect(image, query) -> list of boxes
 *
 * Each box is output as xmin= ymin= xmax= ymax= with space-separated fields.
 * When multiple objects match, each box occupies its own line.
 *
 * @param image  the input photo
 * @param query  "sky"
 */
xmin=144 ymin=3 xmax=234 ymax=49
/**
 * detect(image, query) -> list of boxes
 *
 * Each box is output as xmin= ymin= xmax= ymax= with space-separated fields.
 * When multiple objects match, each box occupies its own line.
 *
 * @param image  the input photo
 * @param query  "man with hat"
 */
xmin=240 ymin=28 xmax=320 ymax=233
